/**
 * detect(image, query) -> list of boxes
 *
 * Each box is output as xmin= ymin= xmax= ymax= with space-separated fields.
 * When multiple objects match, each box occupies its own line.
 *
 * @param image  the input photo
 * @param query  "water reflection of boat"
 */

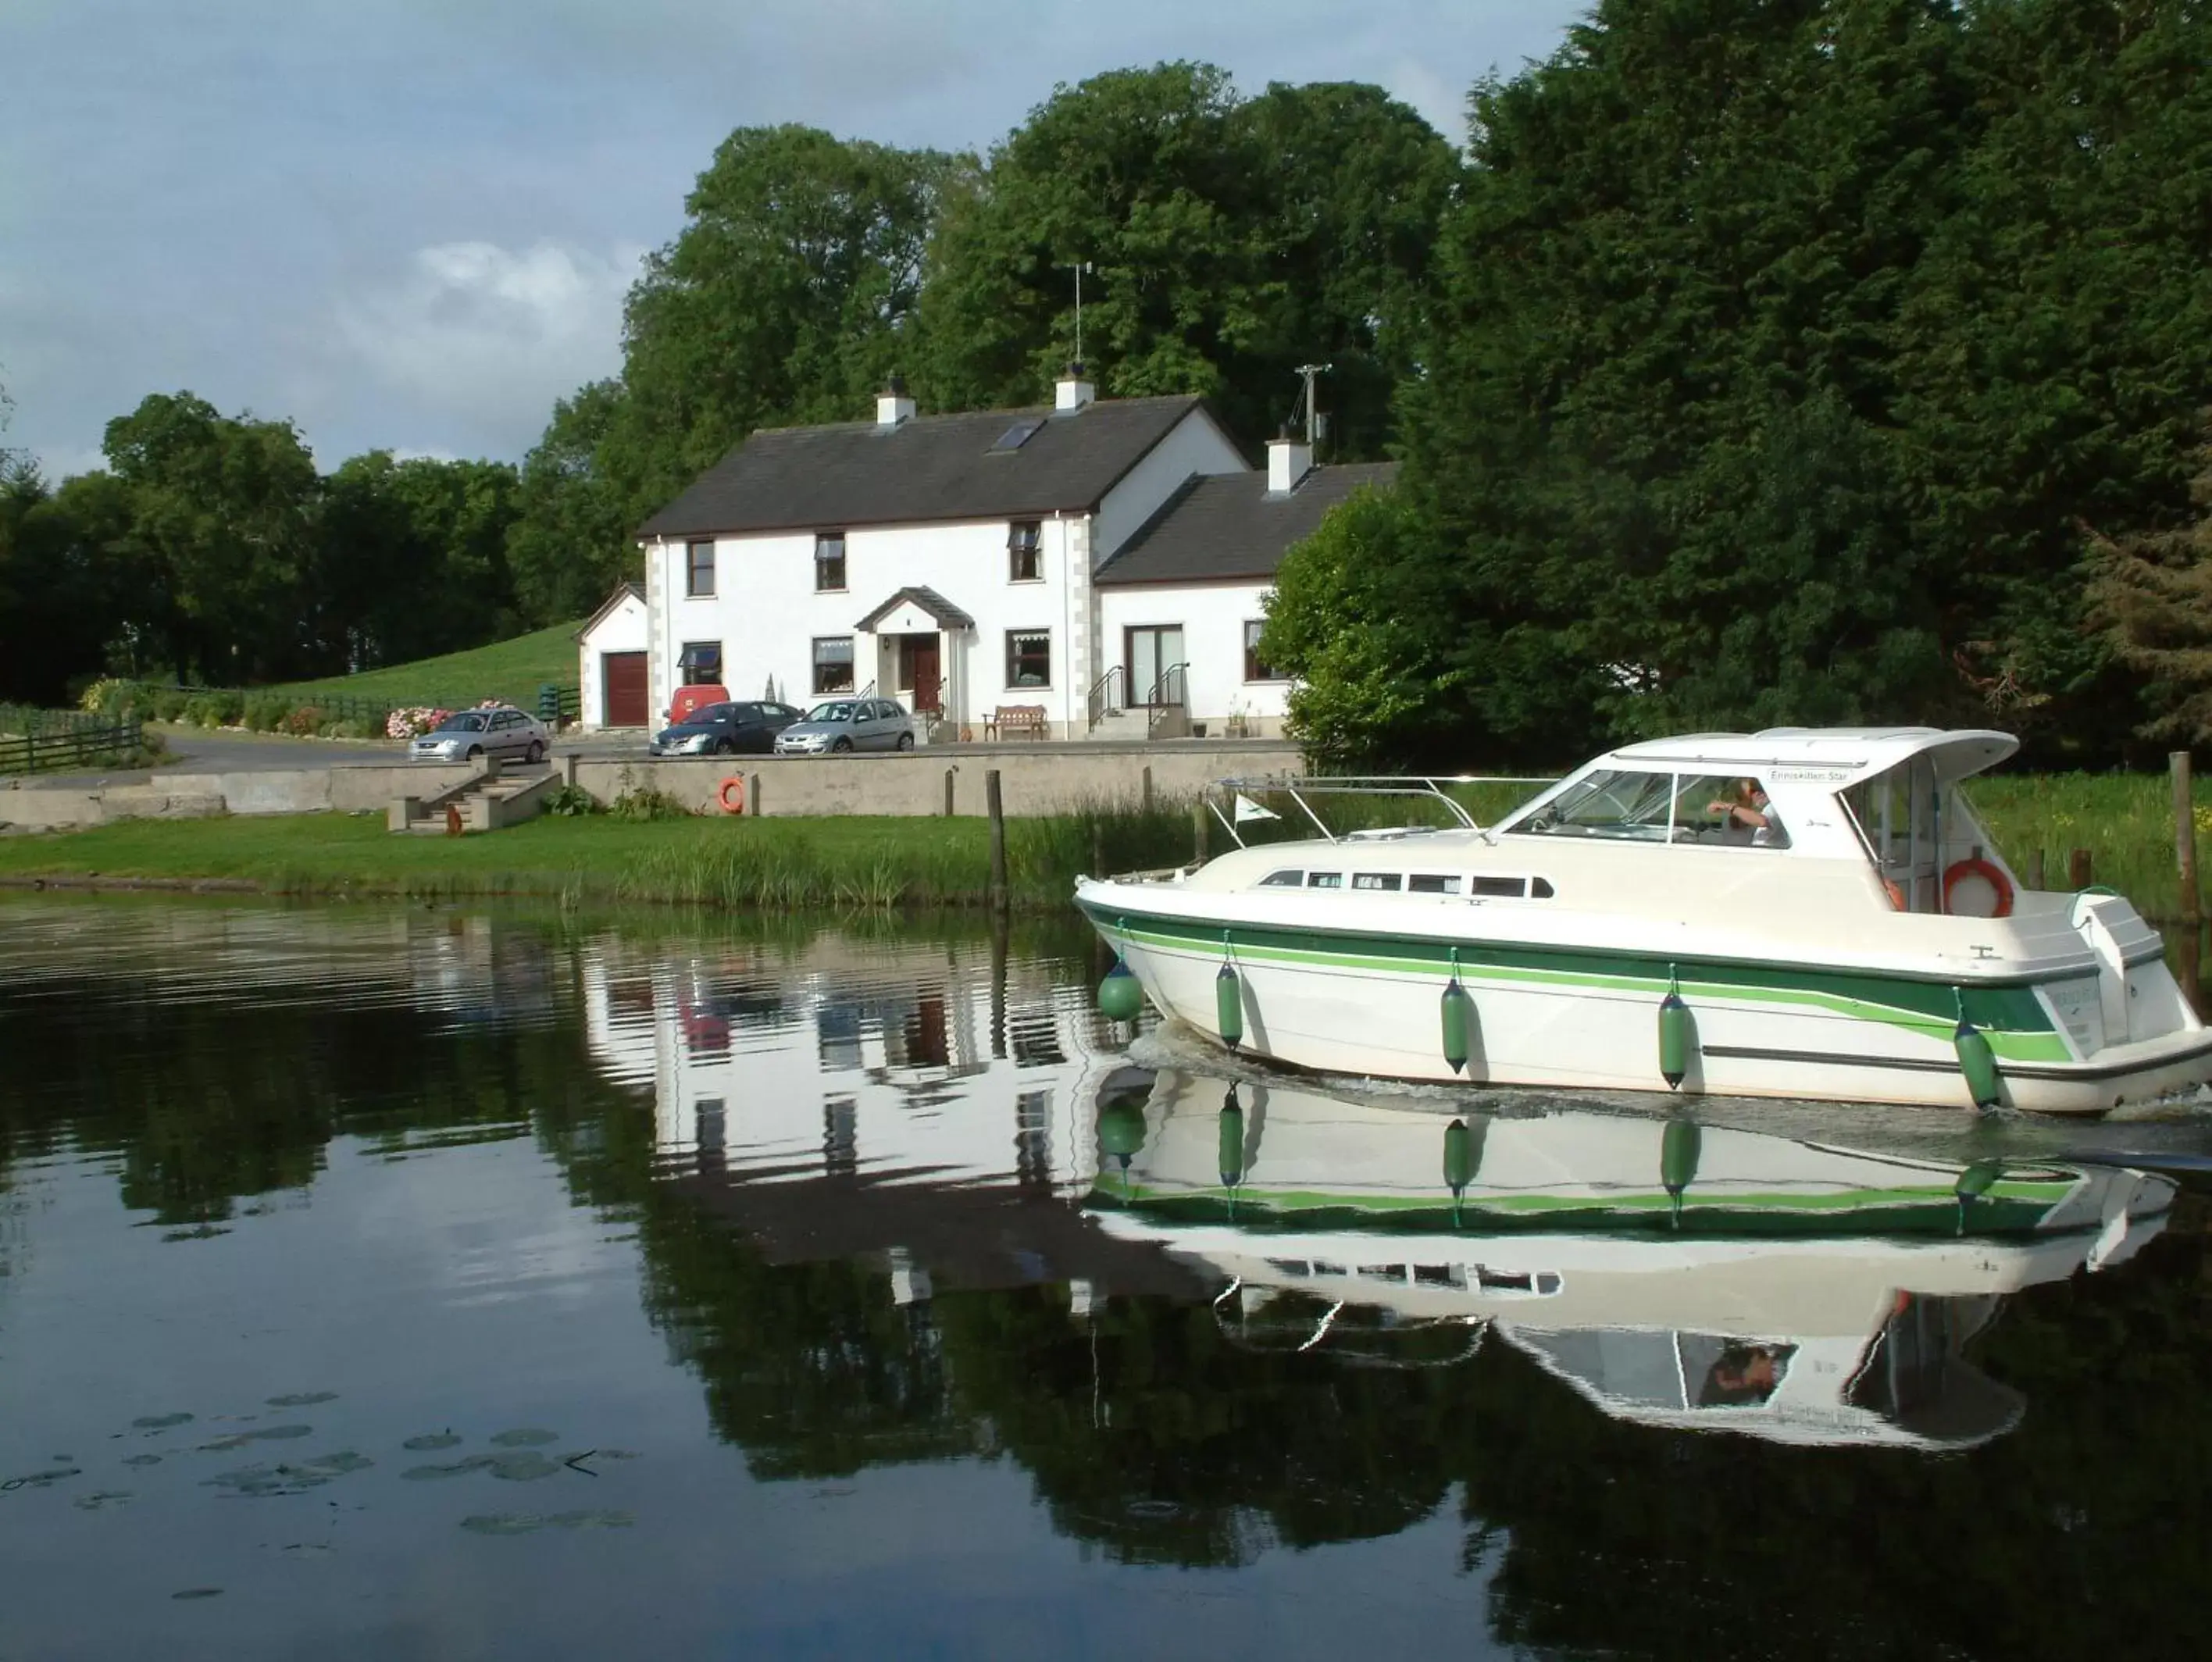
xmin=1086 ymin=1073 xmax=2176 ymax=1448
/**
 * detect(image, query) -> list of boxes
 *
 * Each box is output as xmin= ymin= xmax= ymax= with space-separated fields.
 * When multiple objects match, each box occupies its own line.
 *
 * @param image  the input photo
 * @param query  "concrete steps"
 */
xmin=388 ymin=761 xmax=558 ymax=834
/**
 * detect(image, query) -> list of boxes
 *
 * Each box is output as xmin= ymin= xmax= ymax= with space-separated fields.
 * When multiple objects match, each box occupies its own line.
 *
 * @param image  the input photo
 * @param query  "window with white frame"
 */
xmin=686 ymin=539 xmax=715 ymax=597
xmin=1005 ymin=629 xmax=1051 ymax=688
xmin=1244 ymin=619 xmax=1282 ymax=682
xmin=812 ymin=636 xmax=854 ymax=694
xmin=1008 ymin=520 xmax=1042 ymax=582
xmin=815 ymin=532 xmax=847 ymax=592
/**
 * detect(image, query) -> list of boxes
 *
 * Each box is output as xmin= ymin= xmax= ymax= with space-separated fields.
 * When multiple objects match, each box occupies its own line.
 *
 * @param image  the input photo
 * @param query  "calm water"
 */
xmin=0 ymin=897 xmax=2207 ymax=1661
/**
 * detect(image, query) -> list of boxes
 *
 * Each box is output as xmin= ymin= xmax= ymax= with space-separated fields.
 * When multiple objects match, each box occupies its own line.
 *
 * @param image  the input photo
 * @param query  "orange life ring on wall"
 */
xmin=1942 ymin=857 xmax=2013 ymax=918
xmin=718 ymin=776 xmax=747 ymax=815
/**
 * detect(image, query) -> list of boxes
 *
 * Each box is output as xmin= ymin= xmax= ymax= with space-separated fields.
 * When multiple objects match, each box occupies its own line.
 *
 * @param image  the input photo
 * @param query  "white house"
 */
xmin=604 ymin=365 xmax=1397 ymax=739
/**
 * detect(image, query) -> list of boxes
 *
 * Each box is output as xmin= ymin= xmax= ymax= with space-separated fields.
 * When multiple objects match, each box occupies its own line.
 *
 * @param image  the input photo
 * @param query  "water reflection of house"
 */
xmin=580 ymin=933 xmax=1116 ymax=1198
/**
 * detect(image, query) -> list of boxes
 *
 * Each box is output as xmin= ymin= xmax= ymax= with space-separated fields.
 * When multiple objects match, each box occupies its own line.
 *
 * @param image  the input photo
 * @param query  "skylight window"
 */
xmin=991 ymin=418 xmax=1044 ymax=452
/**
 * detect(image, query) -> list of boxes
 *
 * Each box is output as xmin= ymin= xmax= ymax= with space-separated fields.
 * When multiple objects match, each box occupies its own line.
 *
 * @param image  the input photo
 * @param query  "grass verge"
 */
xmin=261 ymin=620 xmax=586 ymax=712
xmin=0 ymin=806 xmax=1200 ymax=911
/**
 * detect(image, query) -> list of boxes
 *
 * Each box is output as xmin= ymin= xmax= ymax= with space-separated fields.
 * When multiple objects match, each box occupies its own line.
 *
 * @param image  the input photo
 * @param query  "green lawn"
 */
xmin=262 ymin=620 xmax=586 ymax=710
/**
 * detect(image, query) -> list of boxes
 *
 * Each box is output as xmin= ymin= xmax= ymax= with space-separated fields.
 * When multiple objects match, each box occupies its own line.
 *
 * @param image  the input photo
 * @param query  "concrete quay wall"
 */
xmin=0 ymin=745 xmax=1302 ymax=830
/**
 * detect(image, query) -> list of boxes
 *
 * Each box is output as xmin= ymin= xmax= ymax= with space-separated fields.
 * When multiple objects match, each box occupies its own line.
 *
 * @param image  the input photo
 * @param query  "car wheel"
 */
xmin=712 ymin=738 xmax=734 ymax=755
xmin=526 ymin=740 xmax=544 ymax=764
xmin=833 ymin=737 xmax=854 ymax=754
xmin=466 ymin=746 xmax=483 ymax=761
xmin=896 ymin=732 xmax=914 ymax=751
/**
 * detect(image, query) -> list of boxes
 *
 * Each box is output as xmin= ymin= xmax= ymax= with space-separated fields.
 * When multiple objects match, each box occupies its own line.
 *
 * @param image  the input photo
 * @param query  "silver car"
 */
xmin=408 ymin=706 xmax=550 ymax=765
xmin=772 ymin=697 xmax=916 ymax=755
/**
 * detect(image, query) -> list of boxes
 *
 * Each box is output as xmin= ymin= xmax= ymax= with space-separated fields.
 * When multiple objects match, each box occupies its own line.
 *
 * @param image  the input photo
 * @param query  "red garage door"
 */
xmin=602 ymin=651 xmax=648 ymax=727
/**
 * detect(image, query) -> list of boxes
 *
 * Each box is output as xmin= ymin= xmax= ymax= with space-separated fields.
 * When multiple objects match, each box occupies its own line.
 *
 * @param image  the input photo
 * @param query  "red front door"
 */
xmin=601 ymin=651 xmax=648 ymax=727
xmin=908 ymin=635 xmax=941 ymax=712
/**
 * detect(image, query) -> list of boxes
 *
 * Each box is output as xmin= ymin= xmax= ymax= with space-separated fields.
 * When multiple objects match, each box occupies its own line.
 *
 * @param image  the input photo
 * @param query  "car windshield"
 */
xmin=807 ymin=702 xmax=856 ymax=723
xmin=435 ymin=713 xmax=487 ymax=733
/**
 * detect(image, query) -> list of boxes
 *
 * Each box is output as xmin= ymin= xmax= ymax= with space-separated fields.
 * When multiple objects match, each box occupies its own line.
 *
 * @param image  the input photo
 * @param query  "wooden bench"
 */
xmin=986 ymin=704 xmax=1049 ymax=741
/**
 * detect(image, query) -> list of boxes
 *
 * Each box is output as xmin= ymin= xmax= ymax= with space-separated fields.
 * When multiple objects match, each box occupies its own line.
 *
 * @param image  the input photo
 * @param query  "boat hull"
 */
xmin=1078 ymin=891 xmax=2212 ymax=1114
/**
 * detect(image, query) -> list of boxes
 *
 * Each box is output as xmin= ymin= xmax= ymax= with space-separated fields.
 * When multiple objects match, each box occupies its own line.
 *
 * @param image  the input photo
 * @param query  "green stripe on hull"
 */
xmin=1087 ymin=1182 xmax=2075 ymax=1239
xmin=1079 ymin=900 xmax=2073 ymax=1063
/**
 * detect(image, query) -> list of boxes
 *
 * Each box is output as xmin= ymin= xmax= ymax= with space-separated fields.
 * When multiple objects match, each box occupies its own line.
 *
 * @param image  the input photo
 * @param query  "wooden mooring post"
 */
xmin=2068 ymin=847 xmax=2093 ymax=890
xmin=986 ymin=769 xmax=1008 ymax=911
xmin=1191 ymin=800 xmax=1208 ymax=865
xmin=2174 ymin=751 xmax=2203 ymax=1012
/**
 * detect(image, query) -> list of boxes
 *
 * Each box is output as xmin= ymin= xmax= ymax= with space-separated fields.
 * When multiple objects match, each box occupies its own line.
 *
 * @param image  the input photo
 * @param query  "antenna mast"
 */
xmin=1292 ymin=362 xmax=1333 ymax=450
xmin=1063 ymin=261 xmax=1094 ymax=363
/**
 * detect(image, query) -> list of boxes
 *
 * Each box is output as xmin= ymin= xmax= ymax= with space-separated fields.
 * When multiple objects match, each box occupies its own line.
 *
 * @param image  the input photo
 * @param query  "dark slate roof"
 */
xmin=854 ymin=585 xmax=976 ymax=632
xmin=637 ymin=396 xmax=1218 ymax=539
xmin=1093 ymin=462 xmax=1400 ymax=586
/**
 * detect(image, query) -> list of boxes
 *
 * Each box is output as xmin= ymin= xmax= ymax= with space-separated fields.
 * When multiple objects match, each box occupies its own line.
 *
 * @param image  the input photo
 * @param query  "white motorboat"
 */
xmin=1086 ymin=1072 xmax=2178 ymax=1448
xmin=1077 ymin=726 xmax=2212 ymax=1114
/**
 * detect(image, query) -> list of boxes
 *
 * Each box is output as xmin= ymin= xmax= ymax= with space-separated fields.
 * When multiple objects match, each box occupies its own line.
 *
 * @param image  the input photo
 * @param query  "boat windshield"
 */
xmin=1507 ymin=769 xmax=1789 ymax=848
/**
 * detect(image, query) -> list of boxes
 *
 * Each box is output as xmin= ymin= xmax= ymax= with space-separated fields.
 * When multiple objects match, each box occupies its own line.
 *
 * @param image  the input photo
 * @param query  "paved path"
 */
xmin=2 ymin=724 xmax=405 ymax=791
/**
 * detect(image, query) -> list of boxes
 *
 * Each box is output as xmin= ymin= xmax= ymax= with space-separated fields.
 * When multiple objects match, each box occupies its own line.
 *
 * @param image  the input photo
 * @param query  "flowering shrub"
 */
xmin=79 ymin=677 xmax=130 ymax=715
xmin=280 ymin=704 xmax=326 ymax=736
xmin=386 ymin=707 xmax=451 ymax=739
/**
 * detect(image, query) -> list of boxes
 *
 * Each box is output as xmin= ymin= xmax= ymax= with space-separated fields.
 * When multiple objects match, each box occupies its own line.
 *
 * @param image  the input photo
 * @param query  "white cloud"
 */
xmin=333 ymin=239 xmax=643 ymax=456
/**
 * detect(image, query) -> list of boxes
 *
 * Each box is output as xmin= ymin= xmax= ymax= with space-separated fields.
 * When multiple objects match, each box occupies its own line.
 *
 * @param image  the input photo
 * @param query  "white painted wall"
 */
xmin=576 ymin=591 xmax=649 ymax=730
xmin=1091 ymin=408 xmax=1248 ymax=568
xmin=1097 ymin=579 xmax=1290 ymax=735
xmin=647 ymin=516 xmax=1094 ymax=735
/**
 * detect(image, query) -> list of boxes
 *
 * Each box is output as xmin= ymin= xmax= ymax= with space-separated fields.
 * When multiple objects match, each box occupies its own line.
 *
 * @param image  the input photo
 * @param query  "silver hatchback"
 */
xmin=408 ymin=706 xmax=550 ymax=765
xmin=772 ymin=698 xmax=916 ymax=755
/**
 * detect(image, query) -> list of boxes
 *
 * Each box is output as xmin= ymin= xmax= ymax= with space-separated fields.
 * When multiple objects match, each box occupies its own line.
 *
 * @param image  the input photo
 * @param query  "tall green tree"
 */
xmin=101 ymin=391 xmax=323 ymax=683
xmin=916 ymin=64 xmax=1457 ymax=453
xmin=505 ymin=379 xmax=635 ymax=626
xmin=318 ymin=451 xmax=520 ymax=667
xmin=605 ymin=125 xmax=962 ymax=515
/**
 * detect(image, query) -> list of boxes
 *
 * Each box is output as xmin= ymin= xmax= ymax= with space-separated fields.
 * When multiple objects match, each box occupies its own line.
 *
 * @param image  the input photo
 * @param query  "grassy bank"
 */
xmin=262 ymin=620 xmax=585 ymax=712
xmin=1967 ymin=773 xmax=2206 ymax=922
xmin=0 ymin=772 xmax=2205 ymax=918
xmin=0 ymin=808 xmax=1199 ymax=910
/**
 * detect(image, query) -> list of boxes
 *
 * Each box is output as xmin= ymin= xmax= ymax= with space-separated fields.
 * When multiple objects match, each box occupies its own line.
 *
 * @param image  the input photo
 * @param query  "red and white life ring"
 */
xmin=717 ymin=776 xmax=747 ymax=815
xmin=1942 ymin=857 xmax=2013 ymax=918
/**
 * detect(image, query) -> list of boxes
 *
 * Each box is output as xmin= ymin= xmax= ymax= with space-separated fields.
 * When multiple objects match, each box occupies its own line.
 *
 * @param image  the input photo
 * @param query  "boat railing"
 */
xmin=1203 ymin=773 xmax=1558 ymax=847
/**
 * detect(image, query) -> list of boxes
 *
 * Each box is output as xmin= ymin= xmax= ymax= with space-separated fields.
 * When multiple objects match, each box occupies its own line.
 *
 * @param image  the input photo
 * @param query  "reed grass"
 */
xmin=3 ymin=772 xmax=2207 ymax=920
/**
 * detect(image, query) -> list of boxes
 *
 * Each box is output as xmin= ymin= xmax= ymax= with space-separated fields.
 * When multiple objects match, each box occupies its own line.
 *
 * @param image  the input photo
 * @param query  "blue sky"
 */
xmin=0 ymin=1 xmax=1586 ymax=477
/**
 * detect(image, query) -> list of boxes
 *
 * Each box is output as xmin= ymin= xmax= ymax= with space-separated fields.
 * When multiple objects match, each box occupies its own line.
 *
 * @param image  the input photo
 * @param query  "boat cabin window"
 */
xmin=1468 ymin=876 xmax=1525 ymax=898
xmin=1307 ymin=872 xmax=1343 ymax=889
xmin=1507 ymin=768 xmax=1786 ymax=848
xmin=1408 ymin=874 xmax=1462 ymax=894
xmin=1351 ymin=872 xmax=1404 ymax=892
xmin=1258 ymin=869 xmax=1304 ymax=887
xmin=1532 ymin=876 xmax=1556 ymax=898
xmin=1839 ymin=758 xmax=1981 ymax=912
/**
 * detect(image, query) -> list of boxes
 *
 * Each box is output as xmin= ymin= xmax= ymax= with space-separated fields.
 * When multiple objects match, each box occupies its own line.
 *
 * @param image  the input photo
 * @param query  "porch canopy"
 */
xmin=854 ymin=585 xmax=975 ymax=637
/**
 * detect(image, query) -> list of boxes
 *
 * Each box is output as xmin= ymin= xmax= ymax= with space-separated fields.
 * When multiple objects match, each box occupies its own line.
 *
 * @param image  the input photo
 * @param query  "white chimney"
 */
xmin=1267 ymin=425 xmax=1313 ymax=494
xmin=1054 ymin=360 xmax=1096 ymax=412
xmin=876 ymin=374 xmax=915 ymax=428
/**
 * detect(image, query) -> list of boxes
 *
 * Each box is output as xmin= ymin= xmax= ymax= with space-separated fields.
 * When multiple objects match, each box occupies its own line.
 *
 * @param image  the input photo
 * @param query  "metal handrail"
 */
xmin=1086 ymin=665 xmax=1126 ymax=730
xmin=1203 ymin=772 xmax=1559 ymax=846
xmin=1143 ymin=662 xmax=1189 ymax=736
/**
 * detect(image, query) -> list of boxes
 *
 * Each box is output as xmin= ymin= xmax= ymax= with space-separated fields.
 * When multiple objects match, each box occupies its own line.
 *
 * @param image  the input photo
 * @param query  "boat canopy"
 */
xmin=1606 ymin=727 xmax=2018 ymax=788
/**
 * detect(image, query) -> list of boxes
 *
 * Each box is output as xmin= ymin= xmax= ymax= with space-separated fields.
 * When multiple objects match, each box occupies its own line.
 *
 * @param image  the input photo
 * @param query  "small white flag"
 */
xmin=1233 ymin=794 xmax=1280 ymax=824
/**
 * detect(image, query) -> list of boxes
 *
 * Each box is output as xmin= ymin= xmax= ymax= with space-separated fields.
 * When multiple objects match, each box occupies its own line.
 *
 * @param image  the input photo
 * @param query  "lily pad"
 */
xmin=488 ymin=1428 xmax=558 ymax=1448
xmin=460 ymin=1509 xmax=635 ymax=1536
xmin=487 ymin=1453 xmax=560 ymax=1482
xmin=73 ymin=1490 xmax=133 ymax=1511
xmin=401 ymin=1433 xmax=462 ymax=1452
xmin=265 ymin=1393 xmax=338 ymax=1407
xmin=123 ymin=1455 xmax=162 ymax=1468
xmin=132 ymin=1413 xmax=194 ymax=1430
xmin=171 ymin=1588 xmax=223 ymax=1600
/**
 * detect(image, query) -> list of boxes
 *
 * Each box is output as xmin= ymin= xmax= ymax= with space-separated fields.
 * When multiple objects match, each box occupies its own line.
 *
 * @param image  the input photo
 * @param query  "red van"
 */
xmin=667 ymin=683 xmax=731 ymax=725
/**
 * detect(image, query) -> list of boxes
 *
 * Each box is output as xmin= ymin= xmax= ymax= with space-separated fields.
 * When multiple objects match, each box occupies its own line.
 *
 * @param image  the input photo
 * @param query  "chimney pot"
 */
xmin=1054 ymin=362 xmax=1096 ymax=413
xmin=1267 ymin=430 xmax=1314 ymax=494
xmin=876 ymin=376 xmax=916 ymax=428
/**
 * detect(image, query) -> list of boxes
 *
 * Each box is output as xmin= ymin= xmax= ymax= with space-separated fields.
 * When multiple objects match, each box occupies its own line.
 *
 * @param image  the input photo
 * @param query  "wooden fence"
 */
xmin=0 ymin=716 xmax=144 ymax=775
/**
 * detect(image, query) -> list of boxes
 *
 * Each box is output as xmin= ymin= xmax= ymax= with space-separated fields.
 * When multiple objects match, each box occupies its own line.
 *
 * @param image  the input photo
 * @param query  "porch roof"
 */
xmin=854 ymin=585 xmax=976 ymax=633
